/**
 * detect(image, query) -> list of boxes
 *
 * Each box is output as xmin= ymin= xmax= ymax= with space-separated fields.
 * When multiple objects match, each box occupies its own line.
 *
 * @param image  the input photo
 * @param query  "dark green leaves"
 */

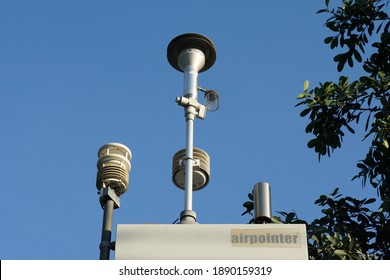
xmin=353 ymin=49 xmax=362 ymax=62
xmin=324 ymin=36 xmax=339 ymax=49
xmin=242 ymin=187 xmax=388 ymax=259
xmin=269 ymin=188 xmax=386 ymax=259
xmin=324 ymin=36 xmax=333 ymax=44
xmin=300 ymin=108 xmax=311 ymax=117
xmin=308 ymin=188 xmax=386 ymax=259
xmin=241 ymin=192 xmax=254 ymax=220
xmin=307 ymin=138 xmax=318 ymax=148
xmin=321 ymin=0 xmax=390 ymax=72
xmin=297 ymin=76 xmax=366 ymax=160
xmin=288 ymin=0 xmax=390 ymax=260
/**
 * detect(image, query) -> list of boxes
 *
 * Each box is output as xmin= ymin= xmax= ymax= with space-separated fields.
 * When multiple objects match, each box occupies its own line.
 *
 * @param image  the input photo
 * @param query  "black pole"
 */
xmin=99 ymin=199 xmax=115 ymax=260
xmin=96 ymin=143 xmax=130 ymax=260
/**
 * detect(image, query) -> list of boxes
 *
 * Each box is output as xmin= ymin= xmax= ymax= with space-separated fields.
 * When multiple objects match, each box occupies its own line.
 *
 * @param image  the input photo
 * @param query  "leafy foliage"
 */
xmin=242 ymin=0 xmax=390 ymax=260
xmin=242 ymin=188 xmax=390 ymax=259
xmin=297 ymin=0 xmax=390 ymax=200
xmin=320 ymin=0 xmax=390 ymax=72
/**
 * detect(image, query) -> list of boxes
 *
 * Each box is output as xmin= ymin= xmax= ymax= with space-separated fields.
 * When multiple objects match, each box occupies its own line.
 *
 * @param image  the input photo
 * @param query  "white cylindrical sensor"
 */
xmin=96 ymin=143 xmax=132 ymax=196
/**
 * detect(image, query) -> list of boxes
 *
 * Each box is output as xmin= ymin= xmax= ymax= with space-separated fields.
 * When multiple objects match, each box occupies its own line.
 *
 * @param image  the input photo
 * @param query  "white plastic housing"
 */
xmin=96 ymin=143 xmax=132 ymax=196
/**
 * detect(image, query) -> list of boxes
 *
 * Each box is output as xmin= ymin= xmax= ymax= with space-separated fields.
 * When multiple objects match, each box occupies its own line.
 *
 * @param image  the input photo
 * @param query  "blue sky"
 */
xmin=0 ymin=0 xmax=378 ymax=259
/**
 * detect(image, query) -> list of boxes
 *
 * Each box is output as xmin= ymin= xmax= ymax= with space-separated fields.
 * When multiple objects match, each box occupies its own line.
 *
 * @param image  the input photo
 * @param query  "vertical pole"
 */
xmin=184 ymin=107 xmax=195 ymax=211
xmin=99 ymin=199 xmax=115 ymax=260
xmin=183 ymin=65 xmax=199 ymax=99
xmin=176 ymin=47 xmax=206 ymax=224
xmin=180 ymin=65 xmax=198 ymax=224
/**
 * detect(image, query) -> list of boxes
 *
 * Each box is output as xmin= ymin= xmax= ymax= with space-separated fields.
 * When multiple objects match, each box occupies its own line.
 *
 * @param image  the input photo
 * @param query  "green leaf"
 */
xmin=346 ymin=124 xmax=355 ymax=134
xmin=308 ymin=138 xmax=318 ymax=148
xmin=363 ymin=64 xmax=372 ymax=73
xmin=311 ymin=235 xmax=319 ymax=244
xmin=377 ymin=22 xmax=384 ymax=33
xmin=348 ymin=56 xmax=353 ymax=67
xmin=357 ymin=162 xmax=367 ymax=170
xmin=385 ymin=21 xmax=390 ymax=34
xmin=324 ymin=36 xmax=333 ymax=44
xmin=242 ymin=201 xmax=253 ymax=208
xmin=349 ymin=238 xmax=356 ymax=252
xmin=368 ymin=23 xmax=374 ymax=36
xmin=317 ymin=9 xmax=328 ymax=14
xmin=305 ymin=121 xmax=315 ymax=133
xmin=300 ymin=108 xmax=311 ymax=117
xmin=308 ymin=100 xmax=317 ymax=108
xmin=303 ymin=80 xmax=309 ymax=91
xmin=241 ymin=210 xmax=250 ymax=216
xmin=364 ymin=198 xmax=376 ymax=204
xmin=339 ymin=75 xmax=349 ymax=88
xmin=353 ymin=49 xmax=362 ymax=63
xmin=378 ymin=71 xmax=386 ymax=80
xmin=297 ymin=93 xmax=306 ymax=99
xmin=383 ymin=139 xmax=389 ymax=149
xmin=330 ymin=37 xmax=338 ymax=49
xmin=333 ymin=54 xmax=343 ymax=62
xmin=331 ymin=187 xmax=339 ymax=196
xmin=380 ymin=96 xmax=387 ymax=107
xmin=315 ymin=194 xmax=327 ymax=205
xmin=337 ymin=61 xmax=345 ymax=72
xmin=325 ymin=99 xmax=333 ymax=106
xmin=334 ymin=250 xmax=347 ymax=257
xmin=365 ymin=112 xmax=372 ymax=131
xmin=285 ymin=212 xmax=296 ymax=223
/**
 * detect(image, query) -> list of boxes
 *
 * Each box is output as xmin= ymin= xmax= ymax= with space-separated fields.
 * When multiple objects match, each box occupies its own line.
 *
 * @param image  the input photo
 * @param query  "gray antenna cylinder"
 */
xmin=253 ymin=182 xmax=272 ymax=224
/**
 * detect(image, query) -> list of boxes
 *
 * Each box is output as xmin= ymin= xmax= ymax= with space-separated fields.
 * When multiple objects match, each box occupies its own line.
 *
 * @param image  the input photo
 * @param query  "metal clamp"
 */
xmin=99 ymin=186 xmax=121 ymax=209
xmin=176 ymin=96 xmax=206 ymax=119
